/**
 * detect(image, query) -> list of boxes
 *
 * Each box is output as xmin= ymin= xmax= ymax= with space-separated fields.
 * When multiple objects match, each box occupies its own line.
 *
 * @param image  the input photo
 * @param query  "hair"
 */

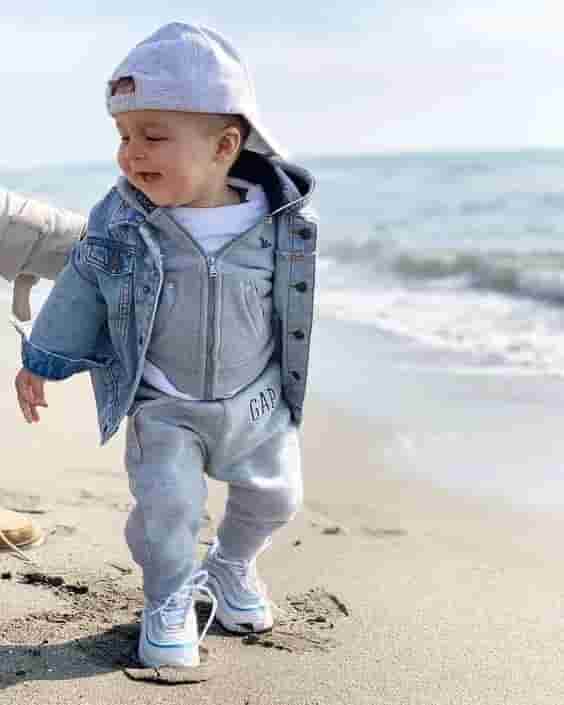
xmin=110 ymin=76 xmax=135 ymax=96
xmin=231 ymin=115 xmax=251 ymax=145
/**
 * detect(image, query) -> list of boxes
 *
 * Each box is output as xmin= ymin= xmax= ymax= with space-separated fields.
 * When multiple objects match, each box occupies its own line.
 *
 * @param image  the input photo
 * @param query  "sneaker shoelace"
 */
xmin=213 ymin=538 xmax=272 ymax=591
xmin=219 ymin=555 xmax=258 ymax=589
xmin=149 ymin=569 xmax=218 ymax=645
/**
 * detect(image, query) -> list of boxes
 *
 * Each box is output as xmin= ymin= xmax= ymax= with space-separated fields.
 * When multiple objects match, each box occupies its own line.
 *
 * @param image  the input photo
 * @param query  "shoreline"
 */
xmin=4 ymin=283 xmax=564 ymax=512
xmin=310 ymin=315 xmax=564 ymax=512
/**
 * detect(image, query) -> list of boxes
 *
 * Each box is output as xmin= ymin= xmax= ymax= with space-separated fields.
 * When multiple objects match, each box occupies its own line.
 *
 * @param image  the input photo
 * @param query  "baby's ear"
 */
xmin=217 ymin=125 xmax=242 ymax=163
xmin=110 ymin=76 xmax=136 ymax=97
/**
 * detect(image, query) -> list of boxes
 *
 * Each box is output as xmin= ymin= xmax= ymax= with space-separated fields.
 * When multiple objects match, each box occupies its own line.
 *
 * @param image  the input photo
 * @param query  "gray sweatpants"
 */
xmin=124 ymin=362 xmax=303 ymax=604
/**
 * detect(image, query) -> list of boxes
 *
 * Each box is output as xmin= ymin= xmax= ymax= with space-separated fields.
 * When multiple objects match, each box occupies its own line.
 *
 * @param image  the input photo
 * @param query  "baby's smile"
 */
xmin=136 ymin=172 xmax=162 ymax=184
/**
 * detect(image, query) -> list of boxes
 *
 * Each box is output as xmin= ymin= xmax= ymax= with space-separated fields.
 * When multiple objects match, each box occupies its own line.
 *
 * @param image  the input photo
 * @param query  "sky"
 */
xmin=1 ymin=1 xmax=564 ymax=167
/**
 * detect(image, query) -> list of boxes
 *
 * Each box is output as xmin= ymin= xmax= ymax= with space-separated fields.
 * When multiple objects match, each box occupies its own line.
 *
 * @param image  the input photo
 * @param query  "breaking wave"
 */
xmin=324 ymin=240 xmax=564 ymax=305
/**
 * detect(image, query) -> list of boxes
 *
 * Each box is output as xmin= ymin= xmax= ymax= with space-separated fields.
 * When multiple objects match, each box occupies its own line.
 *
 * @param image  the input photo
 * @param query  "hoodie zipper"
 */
xmin=139 ymin=203 xmax=299 ymax=401
xmin=205 ymin=255 xmax=218 ymax=398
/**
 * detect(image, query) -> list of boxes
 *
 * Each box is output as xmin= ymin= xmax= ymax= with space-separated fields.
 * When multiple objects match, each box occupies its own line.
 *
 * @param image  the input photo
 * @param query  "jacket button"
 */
xmin=293 ymin=282 xmax=308 ymax=293
xmin=291 ymin=371 xmax=301 ymax=381
xmin=139 ymin=336 xmax=144 ymax=346
xmin=143 ymin=285 xmax=151 ymax=294
xmin=292 ymin=330 xmax=305 ymax=340
xmin=297 ymin=227 xmax=312 ymax=240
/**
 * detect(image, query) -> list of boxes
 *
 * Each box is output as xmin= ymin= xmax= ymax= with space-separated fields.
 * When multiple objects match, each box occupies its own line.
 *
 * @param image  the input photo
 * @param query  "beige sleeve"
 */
xmin=0 ymin=187 xmax=87 ymax=282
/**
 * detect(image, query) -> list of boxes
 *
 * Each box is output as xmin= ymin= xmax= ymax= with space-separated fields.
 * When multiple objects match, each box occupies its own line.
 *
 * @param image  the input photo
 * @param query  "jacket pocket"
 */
xmin=85 ymin=238 xmax=135 ymax=276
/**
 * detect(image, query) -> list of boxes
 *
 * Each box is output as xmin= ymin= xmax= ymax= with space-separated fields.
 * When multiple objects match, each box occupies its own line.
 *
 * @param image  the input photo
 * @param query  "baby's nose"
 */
xmin=127 ymin=140 xmax=146 ymax=161
xmin=130 ymin=148 xmax=146 ymax=161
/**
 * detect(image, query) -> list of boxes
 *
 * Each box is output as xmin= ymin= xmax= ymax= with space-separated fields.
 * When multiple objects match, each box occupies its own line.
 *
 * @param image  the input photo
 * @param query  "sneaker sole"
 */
xmin=206 ymin=573 xmax=274 ymax=634
xmin=138 ymin=612 xmax=200 ymax=668
xmin=138 ymin=643 xmax=200 ymax=668
xmin=138 ymin=632 xmax=200 ymax=668
xmin=214 ymin=613 xmax=274 ymax=635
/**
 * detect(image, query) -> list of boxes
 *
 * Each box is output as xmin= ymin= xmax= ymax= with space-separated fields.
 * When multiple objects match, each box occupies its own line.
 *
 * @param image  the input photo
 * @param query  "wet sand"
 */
xmin=2 ymin=309 xmax=564 ymax=704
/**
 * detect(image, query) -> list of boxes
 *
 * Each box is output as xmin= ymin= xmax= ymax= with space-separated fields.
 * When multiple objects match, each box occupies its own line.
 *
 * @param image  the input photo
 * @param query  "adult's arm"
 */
xmin=0 ymin=187 xmax=87 ymax=282
xmin=0 ymin=188 xmax=87 ymax=321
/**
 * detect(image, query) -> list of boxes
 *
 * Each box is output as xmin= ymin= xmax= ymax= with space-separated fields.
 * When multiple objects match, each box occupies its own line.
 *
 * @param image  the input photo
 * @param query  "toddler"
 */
xmin=15 ymin=22 xmax=317 ymax=668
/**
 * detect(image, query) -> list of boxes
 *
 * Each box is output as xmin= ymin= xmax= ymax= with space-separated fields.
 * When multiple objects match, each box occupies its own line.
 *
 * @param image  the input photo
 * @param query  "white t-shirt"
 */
xmin=167 ymin=178 xmax=269 ymax=253
xmin=142 ymin=178 xmax=270 ymax=399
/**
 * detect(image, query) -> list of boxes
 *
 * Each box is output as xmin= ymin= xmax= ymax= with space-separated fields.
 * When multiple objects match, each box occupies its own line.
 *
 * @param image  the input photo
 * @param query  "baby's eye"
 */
xmin=119 ymin=136 xmax=130 ymax=144
xmin=146 ymin=136 xmax=167 ymax=142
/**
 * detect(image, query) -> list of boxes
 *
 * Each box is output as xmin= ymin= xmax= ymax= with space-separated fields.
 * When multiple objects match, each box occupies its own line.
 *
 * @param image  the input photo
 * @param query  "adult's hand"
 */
xmin=12 ymin=273 xmax=39 ymax=322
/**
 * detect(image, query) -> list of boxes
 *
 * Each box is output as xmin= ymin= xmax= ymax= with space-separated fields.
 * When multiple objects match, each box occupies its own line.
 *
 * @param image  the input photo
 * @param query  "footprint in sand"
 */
xmin=242 ymin=588 xmax=350 ymax=654
xmin=50 ymin=524 xmax=78 ymax=537
xmin=361 ymin=527 xmax=407 ymax=538
xmin=0 ymin=491 xmax=52 ymax=515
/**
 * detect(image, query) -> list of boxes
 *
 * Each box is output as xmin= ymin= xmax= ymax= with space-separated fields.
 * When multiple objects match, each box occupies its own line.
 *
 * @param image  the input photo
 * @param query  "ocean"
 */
xmin=4 ymin=150 xmax=564 ymax=376
xmin=3 ymin=150 xmax=564 ymax=508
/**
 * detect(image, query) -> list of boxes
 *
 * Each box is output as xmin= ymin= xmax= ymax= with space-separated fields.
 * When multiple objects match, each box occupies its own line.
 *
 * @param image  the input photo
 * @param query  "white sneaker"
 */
xmin=202 ymin=539 xmax=274 ymax=634
xmin=138 ymin=570 xmax=217 ymax=668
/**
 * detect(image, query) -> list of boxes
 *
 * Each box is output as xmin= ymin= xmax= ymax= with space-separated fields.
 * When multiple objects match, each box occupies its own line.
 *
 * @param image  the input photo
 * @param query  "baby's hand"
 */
xmin=15 ymin=369 xmax=48 ymax=424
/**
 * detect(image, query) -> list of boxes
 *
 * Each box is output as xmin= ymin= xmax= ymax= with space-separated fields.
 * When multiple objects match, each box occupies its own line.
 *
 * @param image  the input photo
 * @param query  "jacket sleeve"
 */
xmin=0 ymin=187 xmax=87 ymax=282
xmin=273 ymin=205 xmax=318 ymax=425
xmin=21 ymin=238 xmax=110 ymax=381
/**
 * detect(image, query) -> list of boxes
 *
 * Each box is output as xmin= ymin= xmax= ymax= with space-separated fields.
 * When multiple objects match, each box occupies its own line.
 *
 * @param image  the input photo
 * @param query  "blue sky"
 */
xmin=1 ymin=2 xmax=563 ymax=167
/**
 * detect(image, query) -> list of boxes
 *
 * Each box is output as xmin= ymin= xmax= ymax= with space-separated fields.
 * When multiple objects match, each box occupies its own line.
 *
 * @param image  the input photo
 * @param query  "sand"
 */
xmin=2 ymin=308 xmax=564 ymax=704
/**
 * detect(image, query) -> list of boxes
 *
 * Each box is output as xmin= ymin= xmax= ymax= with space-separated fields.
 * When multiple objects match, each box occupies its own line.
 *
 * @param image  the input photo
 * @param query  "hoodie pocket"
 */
xmin=125 ymin=411 xmax=142 ymax=464
xmin=219 ymin=277 xmax=272 ymax=365
xmin=244 ymin=281 xmax=266 ymax=337
xmin=151 ymin=280 xmax=177 ymax=341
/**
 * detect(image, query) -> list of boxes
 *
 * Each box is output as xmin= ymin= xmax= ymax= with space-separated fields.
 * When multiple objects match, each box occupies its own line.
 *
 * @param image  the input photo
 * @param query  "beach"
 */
xmin=3 ymin=149 xmax=564 ymax=702
xmin=2 ymin=301 xmax=564 ymax=704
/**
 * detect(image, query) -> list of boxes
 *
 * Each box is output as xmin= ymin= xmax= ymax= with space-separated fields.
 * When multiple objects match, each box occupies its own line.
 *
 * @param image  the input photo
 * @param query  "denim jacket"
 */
xmin=21 ymin=151 xmax=317 ymax=444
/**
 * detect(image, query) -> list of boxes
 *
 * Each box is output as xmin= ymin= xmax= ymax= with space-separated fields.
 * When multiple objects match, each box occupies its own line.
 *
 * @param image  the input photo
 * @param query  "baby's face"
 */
xmin=115 ymin=110 xmax=224 ymax=207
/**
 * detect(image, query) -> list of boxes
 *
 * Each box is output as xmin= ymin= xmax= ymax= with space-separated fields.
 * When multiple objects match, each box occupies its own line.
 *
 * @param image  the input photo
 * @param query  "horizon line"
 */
xmin=2 ymin=145 xmax=564 ymax=172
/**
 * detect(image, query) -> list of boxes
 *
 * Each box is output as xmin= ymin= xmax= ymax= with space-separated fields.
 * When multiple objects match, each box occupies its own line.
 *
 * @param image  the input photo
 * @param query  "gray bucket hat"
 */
xmin=106 ymin=22 xmax=284 ymax=158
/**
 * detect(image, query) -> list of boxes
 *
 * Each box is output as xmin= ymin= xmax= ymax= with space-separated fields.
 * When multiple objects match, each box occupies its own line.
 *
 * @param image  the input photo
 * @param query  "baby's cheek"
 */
xmin=117 ymin=148 xmax=129 ymax=175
